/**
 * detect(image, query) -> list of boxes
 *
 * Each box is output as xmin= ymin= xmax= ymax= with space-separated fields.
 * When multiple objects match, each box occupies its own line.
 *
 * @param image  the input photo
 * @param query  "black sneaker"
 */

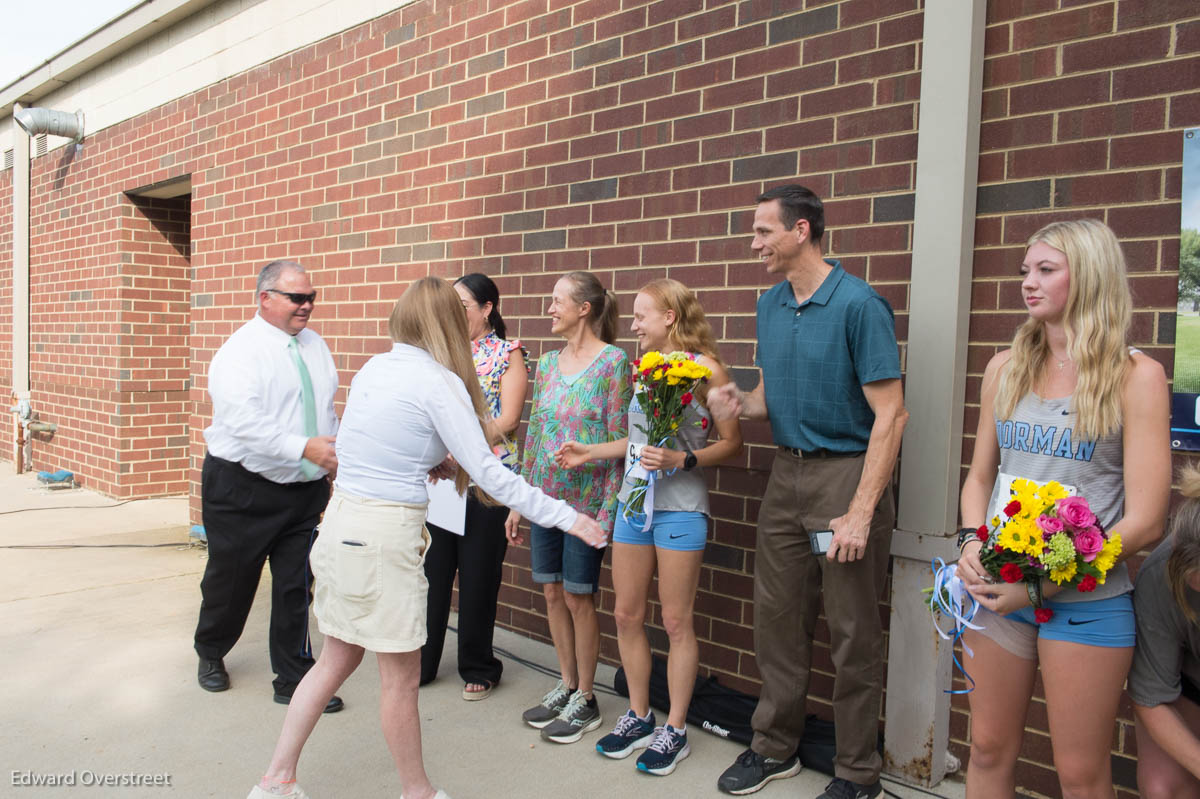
xmin=521 ymin=679 xmax=572 ymax=729
xmin=596 ymin=709 xmax=656 ymax=759
xmin=635 ymin=724 xmax=690 ymax=776
xmin=716 ymin=748 xmax=801 ymax=795
xmin=817 ymin=777 xmax=883 ymax=799
xmin=540 ymin=690 xmax=602 ymax=744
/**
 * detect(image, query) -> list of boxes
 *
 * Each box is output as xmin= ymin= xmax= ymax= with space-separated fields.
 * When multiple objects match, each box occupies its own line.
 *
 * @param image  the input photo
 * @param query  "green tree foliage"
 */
xmin=1181 ymin=228 xmax=1200 ymax=312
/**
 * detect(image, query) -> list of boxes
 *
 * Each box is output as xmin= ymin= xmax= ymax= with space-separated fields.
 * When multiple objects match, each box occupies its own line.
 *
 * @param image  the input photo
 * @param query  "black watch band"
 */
xmin=956 ymin=526 xmax=979 ymax=549
xmin=682 ymin=452 xmax=698 ymax=471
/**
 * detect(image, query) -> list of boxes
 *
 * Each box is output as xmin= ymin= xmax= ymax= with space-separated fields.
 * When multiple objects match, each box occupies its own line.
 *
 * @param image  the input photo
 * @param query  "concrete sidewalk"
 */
xmin=0 ymin=464 xmax=964 ymax=798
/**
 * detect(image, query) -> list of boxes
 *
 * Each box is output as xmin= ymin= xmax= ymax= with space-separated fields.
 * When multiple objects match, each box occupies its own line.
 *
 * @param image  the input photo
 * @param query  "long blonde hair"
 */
xmin=638 ymin=278 xmax=723 ymax=366
xmin=995 ymin=219 xmax=1131 ymax=440
xmin=388 ymin=276 xmax=492 ymax=495
xmin=1168 ymin=464 xmax=1200 ymax=622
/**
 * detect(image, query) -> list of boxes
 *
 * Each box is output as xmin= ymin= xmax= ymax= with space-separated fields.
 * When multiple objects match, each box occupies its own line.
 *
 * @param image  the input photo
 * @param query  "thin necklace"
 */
xmin=1051 ymin=352 xmax=1071 ymax=370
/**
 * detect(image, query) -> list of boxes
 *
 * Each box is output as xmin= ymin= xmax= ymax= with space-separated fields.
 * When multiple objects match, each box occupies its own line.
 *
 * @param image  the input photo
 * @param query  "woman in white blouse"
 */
xmin=247 ymin=277 xmax=605 ymax=799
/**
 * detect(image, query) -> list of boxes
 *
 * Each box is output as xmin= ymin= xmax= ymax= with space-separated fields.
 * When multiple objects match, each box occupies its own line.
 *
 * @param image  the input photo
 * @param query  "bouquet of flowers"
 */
xmin=959 ymin=478 xmax=1122 ymax=622
xmin=623 ymin=350 xmax=711 ymax=520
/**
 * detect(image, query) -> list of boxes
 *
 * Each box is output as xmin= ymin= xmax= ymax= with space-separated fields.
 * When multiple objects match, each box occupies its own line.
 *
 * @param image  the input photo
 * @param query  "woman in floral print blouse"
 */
xmin=510 ymin=270 xmax=631 ymax=744
xmin=420 ymin=273 xmax=527 ymax=702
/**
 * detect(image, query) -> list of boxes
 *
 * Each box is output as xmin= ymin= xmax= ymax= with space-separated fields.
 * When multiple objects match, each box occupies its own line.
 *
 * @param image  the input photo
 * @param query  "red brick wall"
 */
xmin=0 ymin=0 xmax=1198 ymax=794
xmin=118 ymin=195 xmax=192 ymax=497
xmin=961 ymin=2 xmax=1200 ymax=796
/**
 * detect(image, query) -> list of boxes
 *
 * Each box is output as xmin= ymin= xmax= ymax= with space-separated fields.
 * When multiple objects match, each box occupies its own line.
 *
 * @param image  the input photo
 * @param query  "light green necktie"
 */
xmin=288 ymin=336 xmax=320 ymax=479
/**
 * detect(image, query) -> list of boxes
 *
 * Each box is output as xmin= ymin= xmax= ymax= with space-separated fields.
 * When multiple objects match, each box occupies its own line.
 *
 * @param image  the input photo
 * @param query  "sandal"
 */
xmin=247 ymin=783 xmax=309 ymax=799
xmin=461 ymin=680 xmax=495 ymax=701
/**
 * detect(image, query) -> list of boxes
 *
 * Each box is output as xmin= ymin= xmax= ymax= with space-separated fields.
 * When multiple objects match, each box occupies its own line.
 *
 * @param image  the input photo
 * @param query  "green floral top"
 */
xmin=521 ymin=345 xmax=631 ymax=533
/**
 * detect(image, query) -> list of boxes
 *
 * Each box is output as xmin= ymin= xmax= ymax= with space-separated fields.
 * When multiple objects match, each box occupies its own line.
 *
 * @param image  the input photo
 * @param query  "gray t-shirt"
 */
xmin=1128 ymin=537 xmax=1200 ymax=707
xmin=988 ymin=391 xmax=1131 ymax=602
xmin=617 ymin=394 xmax=711 ymax=515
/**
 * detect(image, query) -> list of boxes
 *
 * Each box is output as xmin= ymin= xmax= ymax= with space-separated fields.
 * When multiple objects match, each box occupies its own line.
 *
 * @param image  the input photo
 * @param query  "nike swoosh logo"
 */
xmin=1067 ymin=618 xmax=1099 ymax=625
xmin=669 ymin=533 xmax=687 ymax=539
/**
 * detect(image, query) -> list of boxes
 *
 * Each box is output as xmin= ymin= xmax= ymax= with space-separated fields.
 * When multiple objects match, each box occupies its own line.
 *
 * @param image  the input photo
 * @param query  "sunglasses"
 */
xmin=267 ymin=289 xmax=317 ymax=305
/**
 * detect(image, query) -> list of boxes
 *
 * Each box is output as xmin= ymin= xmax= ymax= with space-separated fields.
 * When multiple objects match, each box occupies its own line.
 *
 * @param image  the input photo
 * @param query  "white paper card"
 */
xmin=425 ymin=477 xmax=467 ymax=535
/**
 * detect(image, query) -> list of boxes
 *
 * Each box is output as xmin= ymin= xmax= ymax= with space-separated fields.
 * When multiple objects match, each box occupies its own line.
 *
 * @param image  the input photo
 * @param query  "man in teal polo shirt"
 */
xmin=708 ymin=185 xmax=908 ymax=799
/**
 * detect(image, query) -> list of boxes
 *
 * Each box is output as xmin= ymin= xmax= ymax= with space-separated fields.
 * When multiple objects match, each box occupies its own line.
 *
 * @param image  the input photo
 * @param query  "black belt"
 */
xmin=778 ymin=446 xmax=864 ymax=459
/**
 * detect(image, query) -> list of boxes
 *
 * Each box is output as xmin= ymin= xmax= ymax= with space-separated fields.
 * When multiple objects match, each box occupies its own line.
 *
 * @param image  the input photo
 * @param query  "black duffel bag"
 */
xmin=613 ymin=656 xmax=838 ymax=777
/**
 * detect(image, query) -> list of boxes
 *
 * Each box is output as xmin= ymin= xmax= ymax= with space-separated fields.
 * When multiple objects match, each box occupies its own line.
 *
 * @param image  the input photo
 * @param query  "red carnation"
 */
xmin=681 ymin=392 xmax=693 ymax=405
xmin=994 ymin=545 xmax=1004 ymax=553
xmin=700 ymin=417 xmax=709 ymax=430
xmin=654 ymin=408 xmax=660 ymax=417
xmin=1077 ymin=575 xmax=1098 ymax=593
xmin=976 ymin=525 xmax=988 ymax=541
xmin=1034 ymin=608 xmax=1054 ymax=624
xmin=1004 ymin=499 xmax=1022 ymax=517
xmin=999 ymin=563 xmax=1024 ymax=583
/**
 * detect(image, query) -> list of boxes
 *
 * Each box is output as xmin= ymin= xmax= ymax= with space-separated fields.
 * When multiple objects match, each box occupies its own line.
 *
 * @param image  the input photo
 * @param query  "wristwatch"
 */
xmin=956 ymin=526 xmax=980 ymax=549
xmin=682 ymin=451 xmax=698 ymax=471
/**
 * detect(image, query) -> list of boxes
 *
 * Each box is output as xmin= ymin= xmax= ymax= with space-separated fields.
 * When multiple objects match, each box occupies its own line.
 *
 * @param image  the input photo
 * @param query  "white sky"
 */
xmin=1 ymin=0 xmax=140 ymax=88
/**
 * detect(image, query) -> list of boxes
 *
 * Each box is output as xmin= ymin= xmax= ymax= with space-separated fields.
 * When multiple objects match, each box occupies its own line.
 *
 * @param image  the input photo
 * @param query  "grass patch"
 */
xmin=1175 ymin=314 xmax=1200 ymax=393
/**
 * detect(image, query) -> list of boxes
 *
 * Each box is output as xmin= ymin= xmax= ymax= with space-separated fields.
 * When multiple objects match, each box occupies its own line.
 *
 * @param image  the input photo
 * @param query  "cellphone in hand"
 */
xmin=809 ymin=529 xmax=833 ymax=555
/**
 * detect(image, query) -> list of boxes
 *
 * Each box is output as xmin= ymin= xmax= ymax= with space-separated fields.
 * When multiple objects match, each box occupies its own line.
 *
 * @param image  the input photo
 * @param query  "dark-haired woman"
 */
xmin=1130 ymin=464 xmax=1200 ymax=799
xmin=420 ymin=273 xmax=528 ymax=701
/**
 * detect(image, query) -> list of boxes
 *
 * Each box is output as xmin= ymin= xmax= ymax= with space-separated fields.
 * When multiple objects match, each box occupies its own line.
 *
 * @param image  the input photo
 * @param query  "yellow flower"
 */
xmin=1010 ymin=478 xmax=1037 ymax=496
xmin=1092 ymin=533 xmax=1122 ymax=575
xmin=667 ymin=374 xmax=681 ymax=386
xmin=639 ymin=351 xmax=665 ymax=371
xmin=1049 ymin=561 xmax=1078 ymax=584
xmin=1040 ymin=481 xmax=1069 ymax=502
xmin=997 ymin=524 xmax=1028 ymax=554
xmin=653 ymin=368 xmax=663 ymax=381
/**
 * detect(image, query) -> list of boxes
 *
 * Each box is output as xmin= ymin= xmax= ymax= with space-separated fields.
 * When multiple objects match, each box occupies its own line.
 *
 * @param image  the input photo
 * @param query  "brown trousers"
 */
xmin=749 ymin=449 xmax=894 ymax=785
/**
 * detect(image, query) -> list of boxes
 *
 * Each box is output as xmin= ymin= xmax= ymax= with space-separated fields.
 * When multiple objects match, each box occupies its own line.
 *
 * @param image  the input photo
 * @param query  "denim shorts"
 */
xmin=612 ymin=504 xmax=708 ymax=551
xmin=529 ymin=523 xmax=606 ymax=594
xmin=975 ymin=592 xmax=1135 ymax=659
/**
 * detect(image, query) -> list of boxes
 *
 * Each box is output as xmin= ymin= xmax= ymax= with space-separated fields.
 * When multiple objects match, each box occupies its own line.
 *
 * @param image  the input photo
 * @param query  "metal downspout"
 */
xmin=11 ymin=102 xmax=31 ymax=470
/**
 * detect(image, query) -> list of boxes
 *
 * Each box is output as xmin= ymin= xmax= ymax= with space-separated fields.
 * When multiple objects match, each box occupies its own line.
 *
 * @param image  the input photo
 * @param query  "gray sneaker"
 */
xmin=540 ymin=690 xmax=602 ymax=744
xmin=521 ymin=680 xmax=572 ymax=729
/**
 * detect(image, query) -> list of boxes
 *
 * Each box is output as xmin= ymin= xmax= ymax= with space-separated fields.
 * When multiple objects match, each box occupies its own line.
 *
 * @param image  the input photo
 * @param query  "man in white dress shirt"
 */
xmin=194 ymin=260 xmax=345 ymax=712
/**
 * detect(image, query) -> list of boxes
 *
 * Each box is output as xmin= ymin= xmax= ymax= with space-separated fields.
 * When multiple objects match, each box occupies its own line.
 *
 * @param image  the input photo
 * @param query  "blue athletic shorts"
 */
xmin=612 ymin=504 xmax=708 ymax=551
xmin=976 ymin=592 xmax=1135 ymax=659
xmin=529 ymin=523 xmax=606 ymax=594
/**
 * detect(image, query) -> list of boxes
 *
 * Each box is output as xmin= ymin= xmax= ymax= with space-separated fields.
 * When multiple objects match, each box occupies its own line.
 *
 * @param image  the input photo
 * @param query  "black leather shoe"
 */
xmin=273 ymin=691 xmax=345 ymax=714
xmin=198 ymin=657 xmax=230 ymax=692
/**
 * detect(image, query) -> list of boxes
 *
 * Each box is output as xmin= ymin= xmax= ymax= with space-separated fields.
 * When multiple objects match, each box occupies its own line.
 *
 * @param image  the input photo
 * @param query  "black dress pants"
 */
xmin=194 ymin=453 xmax=329 ymax=694
xmin=420 ymin=492 xmax=510 ymax=686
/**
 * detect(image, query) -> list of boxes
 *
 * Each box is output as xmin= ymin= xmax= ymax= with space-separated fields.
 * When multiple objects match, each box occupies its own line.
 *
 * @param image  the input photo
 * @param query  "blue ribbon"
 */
xmin=621 ymin=436 xmax=676 ymax=532
xmin=928 ymin=557 xmax=984 ymax=694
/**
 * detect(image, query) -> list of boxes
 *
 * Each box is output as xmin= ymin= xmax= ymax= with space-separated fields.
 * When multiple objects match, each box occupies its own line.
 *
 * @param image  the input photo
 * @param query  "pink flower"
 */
xmin=1073 ymin=526 xmax=1104 ymax=562
xmin=1037 ymin=514 xmax=1064 ymax=536
xmin=1056 ymin=496 xmax=1096 ymax=532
